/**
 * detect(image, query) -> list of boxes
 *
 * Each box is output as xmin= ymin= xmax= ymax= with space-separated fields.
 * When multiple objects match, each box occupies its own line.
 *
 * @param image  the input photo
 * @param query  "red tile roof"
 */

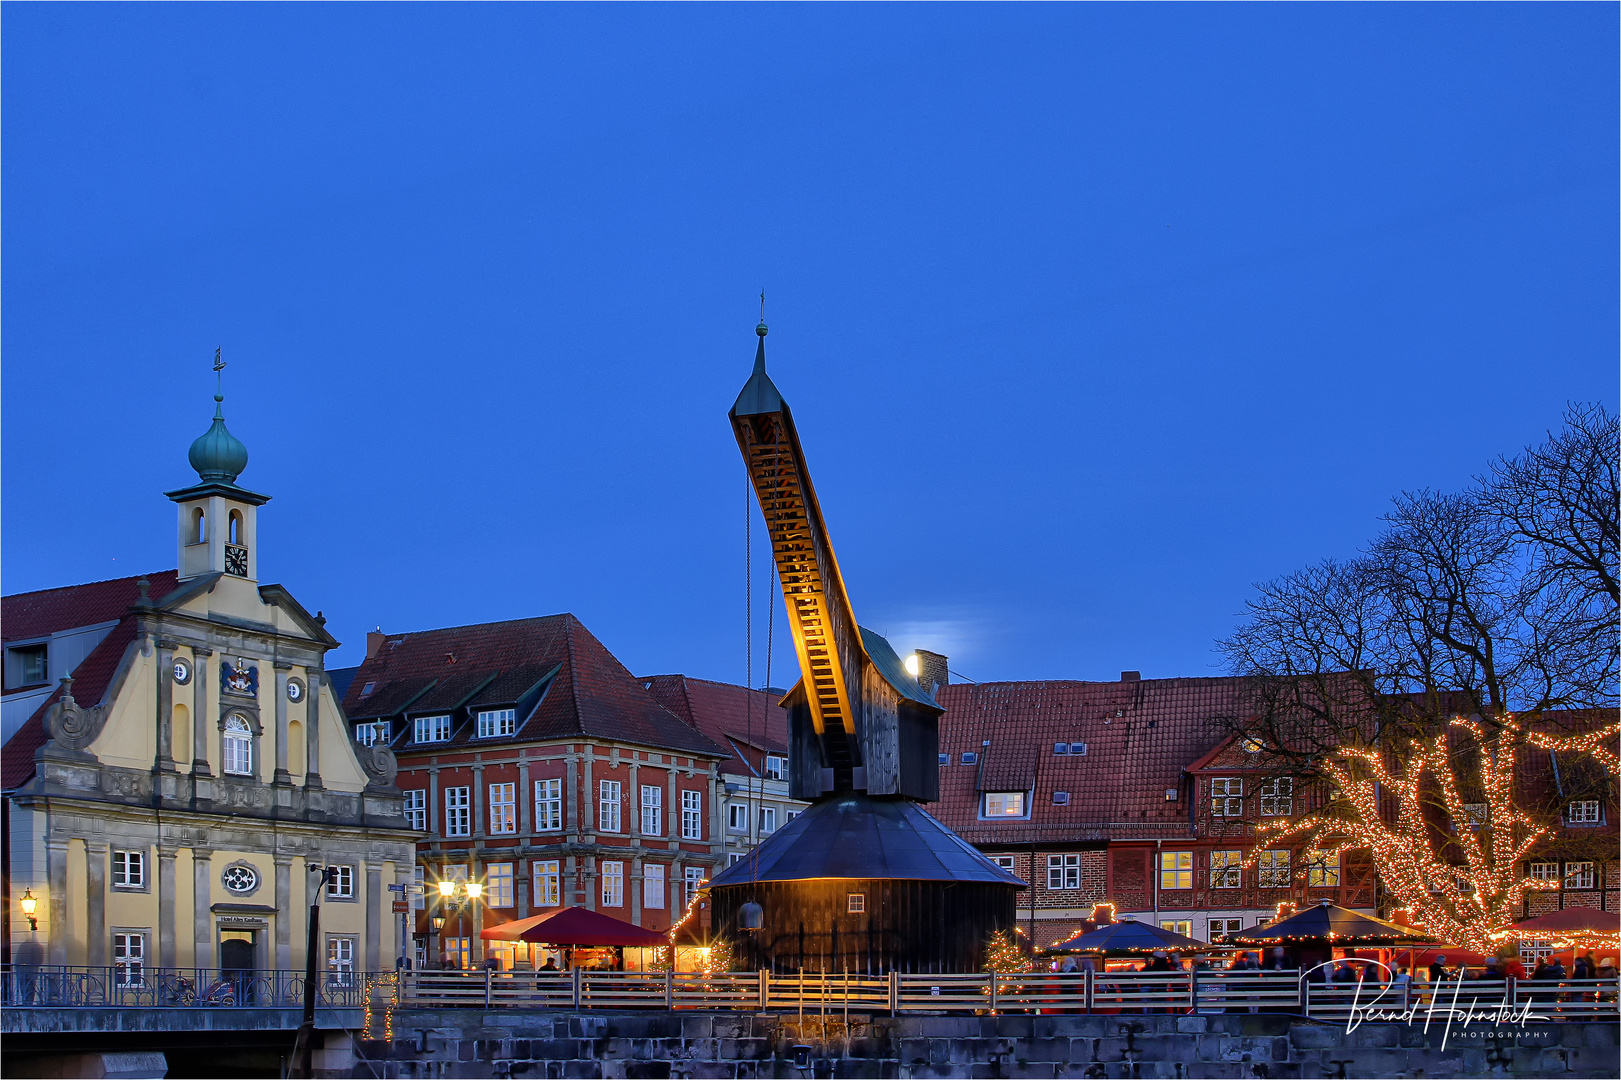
xmin=347 ymin=614 xmax=723 ymax=758
xmin=639 ymin=675 xmax=785 ymax=772
xmin=1 ymin=570 xmax=179 ymax=790
xmin=933 ymin=675 xmax=1252 ymax=845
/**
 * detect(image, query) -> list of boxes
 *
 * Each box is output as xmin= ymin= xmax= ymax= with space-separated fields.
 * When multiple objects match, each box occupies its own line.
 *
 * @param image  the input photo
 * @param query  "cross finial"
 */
xmin=212 ymin=347 xmax=227 ymax=404
xmin=759 ymin=289 xmax=765 ymax=323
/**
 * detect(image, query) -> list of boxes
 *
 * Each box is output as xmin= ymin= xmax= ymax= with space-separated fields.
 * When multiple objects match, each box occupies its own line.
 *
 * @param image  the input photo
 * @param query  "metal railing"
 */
xmin=5 ymin=966 xmax=1616 ymax=1022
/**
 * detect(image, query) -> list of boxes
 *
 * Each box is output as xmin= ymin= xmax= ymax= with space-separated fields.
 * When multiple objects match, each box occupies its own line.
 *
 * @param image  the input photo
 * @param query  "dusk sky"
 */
xmin=3 ymin=5 xmax=1615 ymax=686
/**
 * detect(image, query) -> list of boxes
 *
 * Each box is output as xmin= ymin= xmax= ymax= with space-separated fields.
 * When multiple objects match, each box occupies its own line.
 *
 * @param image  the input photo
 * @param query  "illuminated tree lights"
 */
xmin=1247 ymin=713 xmax=1619 ymax=953
xmin=983 ymin=929 xmax=1031 ymax=976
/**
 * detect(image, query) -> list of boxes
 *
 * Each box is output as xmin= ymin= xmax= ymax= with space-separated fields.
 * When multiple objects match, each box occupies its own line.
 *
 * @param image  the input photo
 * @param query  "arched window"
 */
xmin=228 ymin=510 xmax=243 ymax=546
xmin=223 ymin=715 xmax=253 ymax=776
xmin=191 ymin=507 xmax=206 ymax=545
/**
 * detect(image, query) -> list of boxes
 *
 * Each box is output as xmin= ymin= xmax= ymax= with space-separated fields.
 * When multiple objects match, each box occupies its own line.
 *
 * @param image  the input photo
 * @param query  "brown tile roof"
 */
xmin=639 ymin=675 xmax=785 ymax=772
xmin=1 ymin=571 xmax=179 ymax=790
xmin=933 ymin=675 xmax=1252 ymax=845
xmin=347 ymin=614 xmax=723 ymax=758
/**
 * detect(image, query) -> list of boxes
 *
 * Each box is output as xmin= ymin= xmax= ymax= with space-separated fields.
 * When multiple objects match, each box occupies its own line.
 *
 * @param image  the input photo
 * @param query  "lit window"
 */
xmin=404 ymin=789 xmax=426 ymax=831
xmin=477 ymin=708 xmax=516 ymax=739
xmin=765 ymin=755 xmax=787 ymax=780
xmin=1047 ymin=854 xmax=1081 ymax=890
xmin=223 ymin=715 xmax=253 ymax=776
xmin=533 ymin=860 xmax=561 ymax=907
xmin=1528 ymin=861 xmax=1560 ymax=882
xmin=1210 ymin=850 xmax=1243 ymax=888
xmin=1258 ymin=778 xmax=1293 ymax=817
xmin=443 ymin=937 xmax=470 ymax=970
xmin=1306 ymin=850 xmax=1340 ymax=887
xmin=1160 ymin=920 xmax=1192 ymax=937
xmin=445 ymin=787 xmax=471 ymax=837
xmin=1568 ymin=800 xmax=1600 ymax=825
xmin=1210 ymin=778 xmax=1244 ymax=817
xmin=847 ymin=893 xmax=865 ymax=913
xmin=643 ymin=863 xmax=665 ymax=909
xmin=598 ymin=781 xmax=622 ymax=833
xmin=641 ymin=785 xmax=663 ymax=836
xmin=1159 ymin=851 xmax=1193 ymax=890
xmin=681 ymin=790 xmax=703 ymax=839
xmin=759 ymin=806 xmax=777 ymax=833
xmin=414 ymin=715 xmax=451 ymax=744
xmin=983 ymin=792 xmax=1025 ymax=817
xmin=489 ymin=783 xmax=517 ymax=835
xmin=601 ymin=861 xmax=624 ymax=907
xmin=684 ymin=867 xmax=706 ymax=907
xmin=1565 ymin=861 xmax=1596 ymax=890
xmin=1209 ymin=918 xmax=1243 ymax=941
xmin=485 ymin=863 xmax=514 ymax=908
xmin=727 ymin=803 xmax=748 ymax=832
xmin=535 ymin=778 xmax=563 ymax=831
xmin=327 ymin=937 xmax=355 ymax=985
xmin=113 ymin=932 xmax=145 ymax=988
xmin=326 ymin=865 xmax=354 ymax=899
xmin=1258 ymin=850 xmax=1291 ymax=889
xmin=112 ymin=850 xmax=145 ymax=888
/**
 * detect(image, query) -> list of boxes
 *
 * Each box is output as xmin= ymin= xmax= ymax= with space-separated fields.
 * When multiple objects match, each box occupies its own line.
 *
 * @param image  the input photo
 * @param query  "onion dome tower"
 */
xmin=164 ymin=350 xmax=271 ymax=581
xmin=708 ymin=320 xmax=1022 ymax=974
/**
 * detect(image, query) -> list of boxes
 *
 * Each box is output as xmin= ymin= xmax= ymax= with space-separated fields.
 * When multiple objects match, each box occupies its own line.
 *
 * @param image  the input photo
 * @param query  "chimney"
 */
xmin=366 ymin=629 xmax=387 ymax=659
xmin=916 ymin=650 xmax=950 ymax=697
xmin=1120 ymin=670 xmax=1141 ymax=682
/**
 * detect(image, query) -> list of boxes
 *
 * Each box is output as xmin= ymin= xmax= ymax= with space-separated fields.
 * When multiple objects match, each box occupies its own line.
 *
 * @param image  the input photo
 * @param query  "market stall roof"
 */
xmin=1509 ymin=908 xmax=1621 ymax=937
xmin=1050 ymin=918 xmax=1209 ymax=954
xmin=1228 ymin=902 xmax=1431 ymax=945
xmin=481 ymin=906 xmax=668 ymax=947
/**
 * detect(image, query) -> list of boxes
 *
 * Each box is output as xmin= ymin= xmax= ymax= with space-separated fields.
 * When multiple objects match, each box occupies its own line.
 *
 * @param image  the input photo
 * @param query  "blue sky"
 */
xmin=3 ymin=5 xmax=1615 ymax=685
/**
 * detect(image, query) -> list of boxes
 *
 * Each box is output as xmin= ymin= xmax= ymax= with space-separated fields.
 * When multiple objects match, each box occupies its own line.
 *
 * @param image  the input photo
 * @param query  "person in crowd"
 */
xmin=1261 ymin=947 xmax=1296 ymax=971
xmin=1534 ymin=954 xmax=1567 ymax=1014
xmin=1428 ymin=955 xmax=1450 ymax=985
xmin=1331 ymin=960 xmax=1359 ymax=984
xmin=1479 ymin=957 xmax=1504 ymax=981
xmin=1392 ymin=966 xmax=1413 ymax=1003
xmin=539 ymin=957 xmax=559 ymax=971
xmin=1597 ymin=958 xmax=1617 ymax=1004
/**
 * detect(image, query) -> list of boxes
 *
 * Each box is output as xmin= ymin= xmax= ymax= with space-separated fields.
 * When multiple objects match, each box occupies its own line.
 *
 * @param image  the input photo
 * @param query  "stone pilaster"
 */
xmin=192 ymin=648 xmax=213 ymax=776
xmin=157 ymin=846 xmax=179 ymax=968
xmin=46 ymin=837 xmax=71 ymax=966
xmin=273 ymin=663 xmax=293 ymax=786
xmin=304 ymin=670 xmax=323 ymax=790
xmin=274 ymin=856 xmax=294 ymax=970
xmin=192 ymin=847 xmax=214 ymax=969
xmin=85 ymin=841 xmax=109 ymax=966
xmin=366 ymin=863 xmax=382 ymax=973
xmin=154 ymin=641 xmax=177 ymax=771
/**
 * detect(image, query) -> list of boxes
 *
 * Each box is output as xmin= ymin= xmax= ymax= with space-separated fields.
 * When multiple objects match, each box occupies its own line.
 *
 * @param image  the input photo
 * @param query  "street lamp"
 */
xmin=18 ymin=888 xmax=37 ymax=932
xmin=434 ymin=879 xmax=483 ymax=968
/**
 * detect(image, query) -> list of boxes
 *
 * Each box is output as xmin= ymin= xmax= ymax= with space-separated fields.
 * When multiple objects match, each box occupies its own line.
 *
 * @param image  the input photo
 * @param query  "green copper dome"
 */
xmin=187 ymin=395 xmax=249 ymax=482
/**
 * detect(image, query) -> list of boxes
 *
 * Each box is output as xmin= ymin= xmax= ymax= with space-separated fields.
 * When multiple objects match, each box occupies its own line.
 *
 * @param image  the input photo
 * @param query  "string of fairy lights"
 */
xmin=1244 ymin=712 xmax=1619 ymax=954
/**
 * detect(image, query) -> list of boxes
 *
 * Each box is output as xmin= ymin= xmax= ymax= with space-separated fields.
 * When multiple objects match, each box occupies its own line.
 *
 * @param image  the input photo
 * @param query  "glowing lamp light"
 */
xmin=19 ymin=888 xmax=38 ymax=931
xmin=465 ymin=882 xmax=483 ymax=900
xmin=438 ymin=880 xmax=457 ymax=898
xmin=904 ymin=654 xmax=921 ymax=678
xmin=431 ymin=915 xmax=447 ymax=932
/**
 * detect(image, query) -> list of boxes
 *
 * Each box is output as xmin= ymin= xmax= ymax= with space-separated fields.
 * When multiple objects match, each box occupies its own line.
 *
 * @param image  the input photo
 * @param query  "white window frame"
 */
xmin=1258 ymin=849 xmax=1291 ymax=889
xmin=113 ymin=931 xmax=146 ymax=987
xmin=535 ymin=778 xmax=563 ymax=832
xmin=445 ymin=786 xmax=471 ymax=837
xmin=1209 ymin=917 xmax=1244 ymax=941
xmin=326 ymin=864 xmax=355 ymax=899
xmin=356 ymin=721 xmax=388 ymax=746
xmin=477 ymin=708 xmax=516 ymax=739
xmin=991 ymin=855 xmax=1018 ymax=877
xmin=1210 ymin=850 xmax=1243 ymax=888
xmin=1259 ymin=778 xmax=1293 ymax=817
xmin=643 ymin=863 xmax=666 ymax=909
xmin=847 ymin=893 xmax=865 ymax=913
xmin=533 ymin=860 xmax=561 ymax=907
xmin=223 ymin=715 xmax=253 ymax=776
xmin=683 ymin=867 xmax=705 ymax=907
xmin=982 ymin=792 xmax=1026 ymax=818
xmin=598 ymin=780 xmax=622 ymax=833
xmin=1528 ymin=861 xmax=1560 ymax=882
xmin=414 ymin=715 xmax=451 ymax=744
xmin=112 ymin=850 xmax=146 ymax=889
xmin=601 ymin=861 xmax=624 ymax=907
xmin=640 ymin=785 xmax=663 ymax=836
xmin=404 ymin=789 xmax=427 ymax=832
xmin=1158 ymin=851 xmax=1193 ymax=890
xmin=489 ymin=782 xmax=517 ymax=835
xmin=1160 ymin=920 xmax=1192 ymax=937
xmin=485 ymin=862 xmax=515 ymax=908
xmin=764 ymin=755 xmax=787 ymax=781
xmin=1306 ymin=850 xmax=1340 ymax=887
xmin=1565 ymin=861 xmax=1596 ymax=889
xmin=1047 ymin=853 xmax=1081 ymax=890
xmin=1210 ymin=778 xmax=1244 ymax=817
xmin=327 ymin=936 xmax=356 ymax=985
xmin=727 ymin=803 xmax=748 ymax=832
xmin=758 ymin=806 xmax=778 ymax=834
xmin=1568 ymin=800 xmax=1601 ymax=825
xmin=680 ymin=790 xmax=703 ymax=839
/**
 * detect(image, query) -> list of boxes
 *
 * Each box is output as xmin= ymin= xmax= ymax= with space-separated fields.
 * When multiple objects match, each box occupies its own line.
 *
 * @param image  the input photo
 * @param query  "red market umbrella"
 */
xmin=481 ymin=906 xmax=669 ymax=948
xmin=1510 ymin=908 xmax=1621 ymax=937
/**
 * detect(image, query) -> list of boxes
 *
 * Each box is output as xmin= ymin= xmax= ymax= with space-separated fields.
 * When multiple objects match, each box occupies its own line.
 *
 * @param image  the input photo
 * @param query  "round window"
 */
xmin=222 ymin=864 xmax=259 ymax=894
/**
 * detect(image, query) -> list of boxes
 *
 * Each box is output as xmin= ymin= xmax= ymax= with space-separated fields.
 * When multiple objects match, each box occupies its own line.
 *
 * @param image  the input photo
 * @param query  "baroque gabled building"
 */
xmin=2 ymin=384 xmax=414 ymax=979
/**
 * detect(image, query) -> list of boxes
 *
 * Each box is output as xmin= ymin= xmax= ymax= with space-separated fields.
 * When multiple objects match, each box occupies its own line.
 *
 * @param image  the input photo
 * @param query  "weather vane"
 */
xmin=759 ymin=289 xmax=765 ymax=323
xmin=213 ymin=347 xmax=226 ymax=399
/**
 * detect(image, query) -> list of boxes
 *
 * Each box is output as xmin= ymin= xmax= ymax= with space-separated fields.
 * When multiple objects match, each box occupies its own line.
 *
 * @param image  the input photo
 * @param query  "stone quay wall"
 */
xmin=326 ymin=1009 xmax=1621 ymax=1079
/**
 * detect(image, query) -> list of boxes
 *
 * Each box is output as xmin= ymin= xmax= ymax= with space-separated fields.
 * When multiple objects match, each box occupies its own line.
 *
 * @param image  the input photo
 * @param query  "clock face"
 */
xmin=172 ymin=658 xmax=193 ymax=685
xmin=286 ymin=678 xmax=306 ymax=703
xmin=224 ymin=546 xmax=249 ymax=577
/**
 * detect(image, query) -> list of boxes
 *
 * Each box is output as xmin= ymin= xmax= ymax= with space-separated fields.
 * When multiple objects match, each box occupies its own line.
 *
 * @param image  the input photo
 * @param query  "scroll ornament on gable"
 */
xmin=44 ymin=676 xmax=108 ymax=754
xmin=357 ymin=741 xmax=399 ymax=789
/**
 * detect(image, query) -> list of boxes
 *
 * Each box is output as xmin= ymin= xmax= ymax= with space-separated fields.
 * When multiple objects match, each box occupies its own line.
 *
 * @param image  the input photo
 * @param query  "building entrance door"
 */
xmin=220 ymin=930 xmax=256 ymax=1003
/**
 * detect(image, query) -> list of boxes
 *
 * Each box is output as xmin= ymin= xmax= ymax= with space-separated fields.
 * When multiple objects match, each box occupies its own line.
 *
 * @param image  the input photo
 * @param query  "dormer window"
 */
xmin=5 ymin=643 xmax=49 ymax=690
xmin=477 ymin=708 xmax=516 ymax=738
xmin=414 ymin=715 xmax=451 ymax=744
xmin=356 ymin=721 xmax=389 ymax=747
xmin=764 ymin=755 xmax=787 ymax=780
xmin=982 ymin=792 xmax=1026 ymax=818
xmin=1568 ymin=800 xmax=1601 ymax=825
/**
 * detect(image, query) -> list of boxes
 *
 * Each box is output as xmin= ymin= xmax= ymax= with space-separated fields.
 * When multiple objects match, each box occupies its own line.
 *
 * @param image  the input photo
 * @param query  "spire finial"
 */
xmin=752 ymin=294 xmax=768 ymax=374
xmin=212 ymin=347 xmax=227 ymax=415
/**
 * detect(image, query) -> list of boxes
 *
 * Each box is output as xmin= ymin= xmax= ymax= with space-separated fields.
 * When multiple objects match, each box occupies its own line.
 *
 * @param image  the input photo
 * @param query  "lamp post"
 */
xmin=18 ymin=889 xmax=38 ymax=932
xmin=435 ymin=879 xmax=483 ymax=969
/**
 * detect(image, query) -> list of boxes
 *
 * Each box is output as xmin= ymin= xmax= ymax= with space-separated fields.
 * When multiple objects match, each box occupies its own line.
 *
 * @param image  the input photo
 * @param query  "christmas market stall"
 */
xmin=482 ymin=906 xmax=670 ymax=971
xmin=1228 ymin=900 xmax=1431 ymax=977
